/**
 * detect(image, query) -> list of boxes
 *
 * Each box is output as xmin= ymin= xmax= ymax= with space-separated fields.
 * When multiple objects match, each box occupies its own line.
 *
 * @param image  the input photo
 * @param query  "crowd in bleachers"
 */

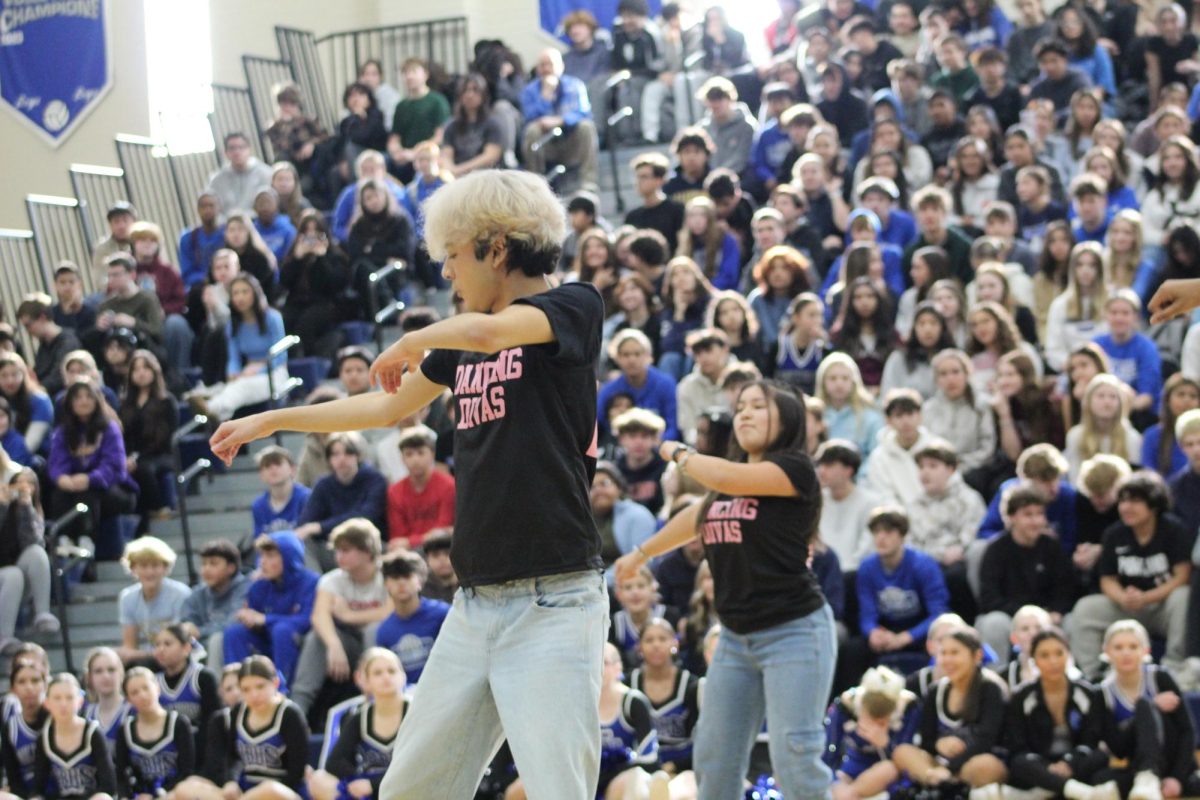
xmin=7 ymin=0 xmax=1200 ymax=796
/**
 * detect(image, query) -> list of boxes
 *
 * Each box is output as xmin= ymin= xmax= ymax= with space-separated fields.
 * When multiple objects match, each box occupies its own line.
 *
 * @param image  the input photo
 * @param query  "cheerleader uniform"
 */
xmin=1101 ymin=666 xmax=1200 ymax=794
xmin=598 ymin=690 xmax=659 ymax=797
xmin=157 ymin=662 xmax=219 ymax=748
xmin=1005 ymin=678 xmax=1109 ymax=794
xmin=228 ymin=699 xmax=311 ymax=792
xmin=773 ymin=335 xmax=825 ymax=395
xmin=83 ymin=700 xmax=134 ymax=745
xmin=822 ymin=686 xmax=920 ymax=780
xmin=916 ymin=671 xmax=1007 ymax=775
xmin=630 ymin=668 xmax=700 ymax=771
xmin=609 ymin=605 xmax=679 ymax=670
xmin=114 ymin=711 xmax=195 ymax=797
xmin=325 ymin=700 xmax=406 ymax=798
xmin=317 ymin=694 xmax=365 ymax=770
xmin=0 ymin=706 xmax=47 ymax=798
xmin=33 ymin=718 xmax=117 ymax=799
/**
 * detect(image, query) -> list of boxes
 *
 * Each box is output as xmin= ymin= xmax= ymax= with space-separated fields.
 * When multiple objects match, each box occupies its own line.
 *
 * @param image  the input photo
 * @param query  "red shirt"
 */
xmin=387 ymin=470 xmax=456 ymax=548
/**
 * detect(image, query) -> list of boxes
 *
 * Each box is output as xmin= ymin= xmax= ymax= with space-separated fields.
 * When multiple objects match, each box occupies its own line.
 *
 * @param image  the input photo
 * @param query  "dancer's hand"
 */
xmin=614 ymin=550 xmax=647 ymax=585
xmin=1149 ymin=278 xmax=1200 ymax=324
xmin=1155 ymin=691 xmax=1180 ymax=712
xmin=210 ymin=414 xmax=272 ymax=466
xmin=370 ymin=335 xmax=426 ymax=394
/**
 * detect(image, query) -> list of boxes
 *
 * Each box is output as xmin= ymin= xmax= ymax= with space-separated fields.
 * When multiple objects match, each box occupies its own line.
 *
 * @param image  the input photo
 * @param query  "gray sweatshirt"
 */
xmin=701 ymin=103 xmax=757 ymax=175
xmin=182 ymin=572 xmax=251 ymax=638
xmin=207 ymin=158 xmax=273 ymax=216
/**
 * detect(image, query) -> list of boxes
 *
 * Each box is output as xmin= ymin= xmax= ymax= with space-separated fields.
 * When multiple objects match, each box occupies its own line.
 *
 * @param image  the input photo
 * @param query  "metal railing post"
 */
xmin=175 ymin=460 xmax=209 ymax=586
xmin=606 ymin=107 xmax=634 ymax=213
xmin=48 ymin=503 xmax=89 ymax=674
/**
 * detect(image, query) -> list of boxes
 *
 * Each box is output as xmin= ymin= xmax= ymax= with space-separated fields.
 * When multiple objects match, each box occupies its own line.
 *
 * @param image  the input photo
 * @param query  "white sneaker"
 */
xmin=648 ymin=771 xmax=671 ymax=800
xmin=1088 ymin=781 xmax=1121 ymax=800
xmin=33 ymin=613 xmax=60 ymax=634
xmin=1129 ymin=771 xmax=1163 ymax=800
xmin=969 ymin=786 xmax=1004 ymax=800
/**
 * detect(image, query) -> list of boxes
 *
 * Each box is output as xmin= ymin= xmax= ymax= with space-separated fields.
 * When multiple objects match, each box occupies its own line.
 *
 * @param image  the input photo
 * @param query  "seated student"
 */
xmin=0 ymin=398 xmax=31 ymax=469
xmin=1 ymin=658 xmax=48 ymax=800
xmin=975 ymin=485 xmax=1076 ymax=666
xmin=151 ymin=624 xmax=219 ymax=748
xmin=1169 ymin=408 xmax=1200 ymax=535
xmin=1063 ymin=373 xmax=1143 ymax=480
xmin=996 ymin=604 xmax=1054 ymax=688
xmin=598 ymin=329 xmax=679 ymax=442
xmin=1098 ymin=620 xmax=1200 ymax=800
xmin=90 ymin=200 xmax=136 ymax=291
xmin=50 ymin=262 xmax=96 ymax=334
xmin=290 ymin=519 xmax=390 ymax=718
xmin=676 ymin=329 xmax=731 ymax=445
xmin=16 ymin=296 xmax=80 ymax=398
xmin=1142 ymin=374 xmax=1200 ymax=478
xmin=169 ymin=656 xmax=311 ymax=800
xmin=1004 ymin=628 xmax=1118 ymax=800
xmin=249 ymin=446 xmax=312 ymax=544
xmin=0 ymin=352 xmax=54 ymax=459
xmin=663 ymin=127 xmax=713 ymax=207
xmin=117 ymin=350 xmax=177 ymax=533
xmin=178 ymin=191 xmax=225 ymax=289
xmin=923 ymin=350 xmax=997 ymax=476
xmin=116 ymin=537 xmax=191 ymax=666
xmin=251 ymin=189 xmax=296 ymax=266
xmin=418 ymin=531 xmax=458 ymax=604
xmin=1067 ymin=472 xmax=1191 ymax=680
xmin=0 ymin=469 xmax=56 ymax=637
xmin=857 ymin=507 xmax=951 ymax=668
xmin=519 ymin=48 xmax=599 ymax=191
xmin=625 ymin=153 xmax=685 ymax=255
xmin=817 ymin=353 xmax=884 ymax=466
xmin=612 ymin=409 xmax=668 ymax=516
xmin=771 ymin=293 xmax=826 ymax=395
xmin=1028 ymin=38 xmax=1090 ymax=113
xmin=816 ymin=440 xmax=880 ymax=574
xmin=128 ymin=222 xmax=192 ymax=371
xmin=629 ymin=618 xmax=700 ymax=775
xmin=93 ymin=255 xmax=167 ymax=369
xmin=82 ymin=647 xmax=133 ymax=745
xmin=307 ymin=648 xmax=406 ymax=800
xmin=704 ymin=170 xmax=756 ymax=265
xmin=1070 ymin=172 xmax=1113 ymax=244
xmin=865 ymin=390 xmax=937 ymax=508
xmin=591 ymin=462 xmax=657 ymax=582
xmin=386 ymin=426 xmax=455 ymax=551
xmin=114 ymin=666 xmax=195 ymax=799
xmin=223 ymin=532 xmax=319 ymax=686
xmin=295 ymin=431 xmax=388 ymax=573
xmin=372 ymin=550 xmax=450 ymax=686
xmin=977 ymin=444 xmax=1079 ymax=554
xmin=880 ymin=303 xmax=954 ymax=401
xmin=181 ymin=540 xmax=250 ymax=669
xmin=610 ymin=564 xmax=678 ymax=671
xmin=824 ymin=666 xmax=921 ymax=800
xmin=901 ymin=186 xmax=974 ymax=288
xmin=747 ymin=82 xmax=797 ymax=202
xmin=907 ymin=441 xmax=986 ymax=618
xmin=1015 ymin=163 xmax=1069 ymax=250
xmin=335 ymin=346 xmax=373 ymax=398
xmin=892 ymin=627 xmax=1008 ymax=791
xmin=34 ymin=672 xmax=117 ymax=800
xmin=1094 ymin=289 xmax=1164 ymax=423
xmin=1073 ymin=455 xmax=1129 ymax=588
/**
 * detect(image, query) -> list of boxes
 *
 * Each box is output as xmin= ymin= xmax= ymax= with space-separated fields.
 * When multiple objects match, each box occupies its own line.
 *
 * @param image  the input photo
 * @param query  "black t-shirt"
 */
xmin=1097 ymin=515 xmax=1193 ymax=592
xmin=617 ymin=453 xmax=667 ymax=515
xmin=701 ymin=451 xmax=825 ymax=634
xmin=443 ymin=115 xmax=504 ymax=164
xmin=1148 ymin=34 xmax=1199 ymax=87
xmin=421 ymin=283 xmax=605 ymax=587
xmin=625 ymin=200 xmax=685 ymax=255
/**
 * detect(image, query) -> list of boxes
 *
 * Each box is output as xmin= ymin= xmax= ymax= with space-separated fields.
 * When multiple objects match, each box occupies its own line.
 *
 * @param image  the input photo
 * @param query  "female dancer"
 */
xmin=615 ymin=379 xmax=836 ymax=799
xmin=210 ymin=170 xmax=609 ymax=798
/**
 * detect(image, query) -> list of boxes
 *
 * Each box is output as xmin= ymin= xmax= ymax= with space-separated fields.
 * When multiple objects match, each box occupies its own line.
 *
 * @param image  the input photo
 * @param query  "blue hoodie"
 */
xmin=245 ymin=531 xmax=320 ymax=631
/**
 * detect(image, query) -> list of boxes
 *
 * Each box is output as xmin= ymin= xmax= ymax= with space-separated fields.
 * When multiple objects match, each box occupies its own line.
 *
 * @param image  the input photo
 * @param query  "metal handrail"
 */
xmin=531 ymin=127 xmax=563 ymax=154
xmin=681 ymin=51 xmax=705 ymax=127
xmin=176 ymin=459 xmax=210 ymax=585
xmin=48 ymin=503 xmax=89 ymax=673
xmin=266 ymin=335 xmax=302 ymax=446
xmin=374 ymin=299 xmax=406 ymax=353
xmin=606 ymin=107 xmax=634 ymax=212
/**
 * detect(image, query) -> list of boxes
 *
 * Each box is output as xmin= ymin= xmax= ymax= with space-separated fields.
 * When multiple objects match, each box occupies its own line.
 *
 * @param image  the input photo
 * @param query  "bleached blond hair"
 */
xmin=122 ymin=535 xmax=177 ymax=573
xmin=421 ymin=170 xmax=566 ymax=274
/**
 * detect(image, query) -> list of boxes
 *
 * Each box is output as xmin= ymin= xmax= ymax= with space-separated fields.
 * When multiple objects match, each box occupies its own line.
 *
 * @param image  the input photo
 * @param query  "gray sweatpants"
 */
xmin=1066 ymin=587 xmax=1191 ymax=678
xmin=0 ymin=565 xmax=24 ymax=639
xmin=290 ymin=625 xmax=370 ymax=714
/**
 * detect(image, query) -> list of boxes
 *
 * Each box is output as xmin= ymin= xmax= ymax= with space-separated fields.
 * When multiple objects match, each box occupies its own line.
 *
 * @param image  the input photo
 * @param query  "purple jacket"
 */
xmin=47 ymin=420 xmax=138 ymax=493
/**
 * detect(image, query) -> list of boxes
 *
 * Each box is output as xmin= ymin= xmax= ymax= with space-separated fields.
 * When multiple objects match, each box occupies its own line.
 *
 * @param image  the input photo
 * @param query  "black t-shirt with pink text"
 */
xmin=421 ymin=283 xmax=605 ymax=587
xmin=702 ymin=451 xmax=825 ymax=634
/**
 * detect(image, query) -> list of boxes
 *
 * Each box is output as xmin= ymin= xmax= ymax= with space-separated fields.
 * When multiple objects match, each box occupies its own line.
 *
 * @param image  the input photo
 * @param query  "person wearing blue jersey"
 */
xmin=1093 ymin=290 xmax=1163 ymax=424
xmin=857 ymin=507 xmax=951 ymax=664
xmin=308 ymin=649 xmax=406 ymax=800
xmin=82 ymin=649 xmax=134 ymax=746
xmin=178 ymin=192 xmax=226 ymax=289
xmin=250 ymin=447 xmax=312 ymax=541
xmin=824 ymin=666 xmax=920 ymax=800
xmin=599 ymin=329 xmax=680 ymax=441
xmin=372 ymin=550 xmax=449 ymax=686
xmin=115 ymin=667 xmax=195 ymax=799
xmin=222 ymin=532 xmax=320 ymax=686
xmin=210 ymin=170 xmax=610 ymax=798
xmin=0 ymin=659 xmax=48 ymax=800
xmin=35 ymin=672 xmax=117 ymax=800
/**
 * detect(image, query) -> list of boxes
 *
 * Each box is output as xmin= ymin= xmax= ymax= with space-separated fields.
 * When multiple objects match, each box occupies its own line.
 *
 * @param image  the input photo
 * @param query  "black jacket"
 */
xmin=1005 ymin=678 xmax=1108 ymax=775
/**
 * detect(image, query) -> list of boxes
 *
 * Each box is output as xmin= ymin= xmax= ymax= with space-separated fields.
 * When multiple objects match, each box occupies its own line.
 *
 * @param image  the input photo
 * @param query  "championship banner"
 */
xmin=0 ymin=0 xmax=112 ymax=147
xmin=539 ymin=0 xmax=662 ymax=37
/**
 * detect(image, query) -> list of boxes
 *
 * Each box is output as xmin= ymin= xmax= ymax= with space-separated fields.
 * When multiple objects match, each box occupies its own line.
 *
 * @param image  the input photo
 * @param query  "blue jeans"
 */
xmin=377 ymin=569 xmax=609 ymax=800
xmin=695 ymin=605 xmax=837 ymax=800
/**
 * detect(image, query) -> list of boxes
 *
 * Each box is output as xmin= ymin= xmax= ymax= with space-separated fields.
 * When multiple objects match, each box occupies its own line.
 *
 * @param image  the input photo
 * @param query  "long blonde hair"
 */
xmin=815 ymin=352 xmax=876 ymax=413
xmin=1103 ymin=209 xmax=1145 ymax=290
xmin=1077 ymin=373 xmax=1134 ymax=463
xmin=1065 ymin=241 xmax=1108 ymax=322
xmin=677 ymin=196 xmax=727 ymax=281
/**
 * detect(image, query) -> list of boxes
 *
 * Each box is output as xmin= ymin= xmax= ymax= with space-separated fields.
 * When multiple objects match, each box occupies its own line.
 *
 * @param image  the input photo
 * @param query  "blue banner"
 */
xmin=0 ymin=0 xmax=111 ymax=147
xmin=539 ymin=0 xmax=662 ymax=37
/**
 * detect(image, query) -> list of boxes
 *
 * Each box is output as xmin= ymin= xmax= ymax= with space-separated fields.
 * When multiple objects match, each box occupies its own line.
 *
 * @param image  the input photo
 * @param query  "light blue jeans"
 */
xmin=695 ymin=604 xmax=837 ymax=800
xmin=377 ymin=569 xmax=609 ymax=800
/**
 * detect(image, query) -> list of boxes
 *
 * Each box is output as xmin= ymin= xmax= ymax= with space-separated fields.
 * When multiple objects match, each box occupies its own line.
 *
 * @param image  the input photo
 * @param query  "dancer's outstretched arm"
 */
xmin=209 ymin=371 xmax=444 ymax=465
